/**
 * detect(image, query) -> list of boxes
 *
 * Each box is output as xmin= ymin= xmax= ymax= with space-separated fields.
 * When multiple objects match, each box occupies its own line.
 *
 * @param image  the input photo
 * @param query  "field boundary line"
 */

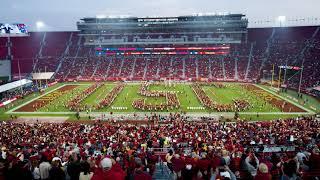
xmin=254 ymin=84 xmax=314 ymax=114
xmin=6 ymin=84 xmax=67 ymax=114
xmin=7 ymin=111 xmax=313 ymax=116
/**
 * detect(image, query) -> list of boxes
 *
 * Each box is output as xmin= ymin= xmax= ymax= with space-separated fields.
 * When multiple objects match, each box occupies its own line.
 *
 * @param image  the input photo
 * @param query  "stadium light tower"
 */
xmin=36 ymin=21 xmax=45 ymax=30
xmin=277 ymin=16 xmax=286 ymax=27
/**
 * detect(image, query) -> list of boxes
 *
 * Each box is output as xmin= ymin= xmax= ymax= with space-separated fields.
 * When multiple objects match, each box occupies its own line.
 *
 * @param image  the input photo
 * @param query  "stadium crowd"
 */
xmin=0 ymin=86 xmax=35 ymax=105
xmin=0 ymin=115 xmax=319 ymax=180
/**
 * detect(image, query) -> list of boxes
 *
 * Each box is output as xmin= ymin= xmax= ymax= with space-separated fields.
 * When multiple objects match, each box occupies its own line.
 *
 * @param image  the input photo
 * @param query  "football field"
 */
xmin=2 ymin=82 xmax=318 ymax=121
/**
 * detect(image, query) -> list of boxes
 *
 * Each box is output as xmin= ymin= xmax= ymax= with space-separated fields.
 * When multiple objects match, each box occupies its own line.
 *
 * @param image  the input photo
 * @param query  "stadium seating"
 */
xmin=93 ymin=57 xmax=111 ymax=80
xmin=132 ymin=57 xmax=147 ymax=80
xmin=2 ymin=12 xmax=320 ymax=180
xmin=0 ymin=116 xmax=319 ymax=179
xmin=185 ymin=57 xmax=197 ymax=79
xmin=2 ymin=26 xmax=319 ymax=90
xmin=0 ymin=38 xmax=7 ymax=59
xmin=145 ymin=56 xmax=160 ymax=80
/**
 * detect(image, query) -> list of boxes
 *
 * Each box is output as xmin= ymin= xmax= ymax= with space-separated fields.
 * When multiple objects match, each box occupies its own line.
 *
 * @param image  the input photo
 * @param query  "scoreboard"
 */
xmin=0 ymin=23 xmax=28 ymax=37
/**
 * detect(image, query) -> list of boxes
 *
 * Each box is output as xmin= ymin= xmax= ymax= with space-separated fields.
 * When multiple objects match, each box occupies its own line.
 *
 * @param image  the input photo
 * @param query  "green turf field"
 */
xmin=1 ymin=82 xmax=318 ymax=121
xmin=202 ymin=83 xmax=279 ymax=112
xmin=261 ymin=85 xmax=320 ymax=113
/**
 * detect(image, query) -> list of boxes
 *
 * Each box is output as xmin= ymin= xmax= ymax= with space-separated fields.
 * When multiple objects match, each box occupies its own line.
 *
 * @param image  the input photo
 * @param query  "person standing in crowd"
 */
xmin=254 ymin=163 xmax=272 ymax=180
xmin=79 ymin=161 xmax=93 ymax=180
xmin=133 ymin=163 xmax=152 ymax=180
xmin=281 ymin=156 xmax=299 ymax=180
xmin=49 ymin=157 xmax=65 ymax=180
xmin=39 ymin=156 xmax=52 ymax=180
xmin=210 ymin=166 xmax=237 ymax=180
xmin=165 ymin=149 xmax=174 ymax=172
xmin=245 ymin=151 xmax=259 ymax=178
xmin=67 ymin=154 xmax=81 ymax=180
xmin=91 ymin=157 xmax=126 ymax=180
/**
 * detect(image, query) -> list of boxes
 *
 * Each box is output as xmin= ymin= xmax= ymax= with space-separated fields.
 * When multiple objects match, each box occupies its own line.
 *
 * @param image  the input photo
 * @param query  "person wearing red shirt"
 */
xmin=197 ymin=154 xmax=211 ymax=178
xmin=172 ymin=154 xmax=185 ymax=178
xmin=133 ymin=164 xmax=152 ymax=180
xmin=310 ymin=147 xmax=320 ymax=170
xmin=91 ymin=158 xmax=126 ymax=180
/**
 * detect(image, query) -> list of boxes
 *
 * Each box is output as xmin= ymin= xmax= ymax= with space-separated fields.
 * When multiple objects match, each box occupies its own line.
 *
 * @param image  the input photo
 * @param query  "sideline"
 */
xmin=7 ymin=111 xmax=313 ymax=116
xmin=254 ymin=84 xmax=314 ymax=114
xmin=6 ymin=84 xmax=67 ymax=114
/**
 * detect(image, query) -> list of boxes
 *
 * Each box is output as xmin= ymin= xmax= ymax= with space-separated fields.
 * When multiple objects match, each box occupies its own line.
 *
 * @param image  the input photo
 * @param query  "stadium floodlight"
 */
xmin=36 ymin=21 xmax=45 ymax=29
xmin=278 ymin=16 xmax=286 ymax=22
xmin=96 ymin=14 xmax=106 ymax=19
xmin=277 ymin=16 xmax=286 ymax=27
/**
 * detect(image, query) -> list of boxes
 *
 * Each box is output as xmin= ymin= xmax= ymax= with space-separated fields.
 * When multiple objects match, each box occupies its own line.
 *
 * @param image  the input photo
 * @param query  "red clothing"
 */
xmin=210 ymin=156 xmax=222 ymax=170
xmin=184 ymin=157 xmax=195 ymax=166
xmin=172 ymin=158 xmax=185 ymax=172
xmin=91 ymin=164 xmax=126 ymax=180
xmin=310 ymin=153 xmax=320 ymax=169
xmin=230 ymin=157 xmax=241 ymax=171
xmin=133 ymin=170 xmax=152 ymax=180
xmin=197 ymin=158 xmax=210 ymax=171
xmin=254 ymin=172 xmax=272 ymax=180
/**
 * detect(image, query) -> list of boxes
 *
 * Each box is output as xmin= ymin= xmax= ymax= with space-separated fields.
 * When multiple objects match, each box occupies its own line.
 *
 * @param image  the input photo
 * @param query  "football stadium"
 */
xmin=0 ymin=1 xmax=320 ymax=179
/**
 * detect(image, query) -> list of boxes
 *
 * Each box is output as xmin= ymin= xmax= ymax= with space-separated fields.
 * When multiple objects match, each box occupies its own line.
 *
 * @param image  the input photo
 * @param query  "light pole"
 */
xmin=36 ymin=21 xmax=45 ymax=31
xmin=277 ymin=16 xmax=286 ymax=27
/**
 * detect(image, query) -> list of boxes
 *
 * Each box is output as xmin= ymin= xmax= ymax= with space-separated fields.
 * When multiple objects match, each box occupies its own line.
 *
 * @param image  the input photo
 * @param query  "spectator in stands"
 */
xmin=133 ymin=163 xmax=152 ymax=180
xmin=245 ymin=152 xmax=259 ymax=177
xmin=49 ymin=157 xmax=65 ymax=180
xmin=210 ymin=166 xmax=237 ymax=180
xmin=254 ymin=163 xmax=272 ymax=180
xmin=91 ymin=157 xmax=126 ymax=180
xmin=39 ymin=155 xmax=51 ymax=180
xmin=172 ymin=154 xmax=185 ymax=179
xmin=0 ymin=115 xmax=319 ymax=179
xmin=67 ymin=154 xmax=81 ymax=180
xmin=79 ymin=161 xmax=93 ymax=180
xmin=310 ymin=147 xmax=320 ymax=170
xmin=281 ymin=155 xmax=299 ymax=179
xmin=165 ymin=149 xmax=174 ymax=172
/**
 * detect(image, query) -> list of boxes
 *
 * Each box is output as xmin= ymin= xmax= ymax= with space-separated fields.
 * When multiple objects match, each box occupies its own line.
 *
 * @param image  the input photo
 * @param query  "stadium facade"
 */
xmin=0 ymin=14 xmax=319 ymax=95
xmin=77 ymin=14 xmax=248 ymax=46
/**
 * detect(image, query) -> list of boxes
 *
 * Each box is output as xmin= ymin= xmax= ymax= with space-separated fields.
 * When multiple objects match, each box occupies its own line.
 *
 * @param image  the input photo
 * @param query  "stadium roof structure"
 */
xmin=31 ymin=72 xmax=54 ymax=80
xmin=81 ymin=13 xmax=246 ymax=21
xmin=0 ymin=79 xmax=32 ymax=93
